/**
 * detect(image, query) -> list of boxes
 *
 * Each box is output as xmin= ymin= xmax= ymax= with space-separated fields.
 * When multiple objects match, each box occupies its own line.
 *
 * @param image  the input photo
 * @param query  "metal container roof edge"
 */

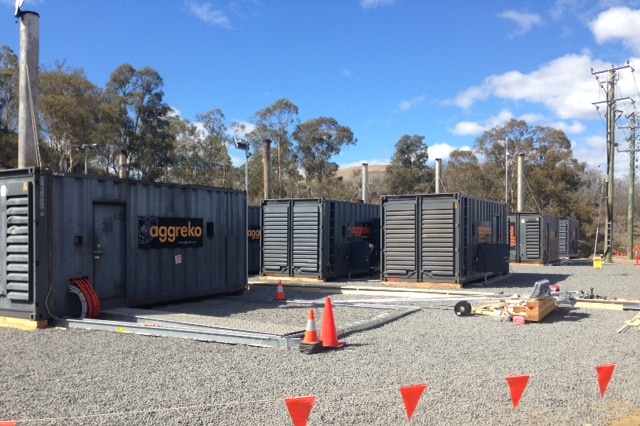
xmin=381 ymin=193 xmax=504 ymax=202
xmin=0 ymin=167 xmax=246 ymax=195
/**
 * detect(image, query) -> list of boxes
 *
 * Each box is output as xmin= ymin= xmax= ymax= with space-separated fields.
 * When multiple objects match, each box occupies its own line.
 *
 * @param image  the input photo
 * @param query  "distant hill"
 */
xmin=336 ymin=164 xmax=388 ymax=180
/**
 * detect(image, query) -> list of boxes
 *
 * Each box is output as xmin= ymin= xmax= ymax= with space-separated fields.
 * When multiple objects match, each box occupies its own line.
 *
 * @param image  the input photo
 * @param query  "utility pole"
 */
xmin=504 ymin=138 xmax=509 ymax=212
xmin=627 ymin=115 xmax=637 ymax=261
xmin=618 ymin=112 xmax=639 ymax=260
xmin=592 ymin=63 xmax=633 ymax=263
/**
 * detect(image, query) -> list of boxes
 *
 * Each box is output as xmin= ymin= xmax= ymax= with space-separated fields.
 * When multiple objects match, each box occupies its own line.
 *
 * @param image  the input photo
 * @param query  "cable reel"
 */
xmin=454 ymin=301 xmax=472 ymax=317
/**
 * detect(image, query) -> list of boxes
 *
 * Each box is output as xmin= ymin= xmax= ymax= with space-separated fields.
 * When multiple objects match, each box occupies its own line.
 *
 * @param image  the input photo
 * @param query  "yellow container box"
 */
xmin=593 ymin=257 xmax=603 ymax=269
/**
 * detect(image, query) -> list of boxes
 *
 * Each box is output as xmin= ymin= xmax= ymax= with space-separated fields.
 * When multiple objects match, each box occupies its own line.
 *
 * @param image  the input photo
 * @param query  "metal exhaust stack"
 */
xmin=435 ymin=158 xmax=442 ymax=194
xmin=118 ymin=150 xmax=128 ymax=179
xmin=517 ymin=153 xmax=525 ymax=213
xmin=262 ymin=139 xmax=271 ymax=200
xmin=17 ymin=10 xmax=40 ymax=168
xmin=361 ymin=163 xmax=369 ymax=203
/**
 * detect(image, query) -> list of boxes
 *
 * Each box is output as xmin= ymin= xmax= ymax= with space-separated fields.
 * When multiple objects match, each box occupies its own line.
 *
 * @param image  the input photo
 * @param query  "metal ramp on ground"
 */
xmin=51 ymin=307 xmax=305 ymax=349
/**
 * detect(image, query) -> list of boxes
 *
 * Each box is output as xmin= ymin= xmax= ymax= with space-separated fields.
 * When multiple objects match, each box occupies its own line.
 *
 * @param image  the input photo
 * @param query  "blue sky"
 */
xmin=2 ymin=0 xmax=640 ymax=175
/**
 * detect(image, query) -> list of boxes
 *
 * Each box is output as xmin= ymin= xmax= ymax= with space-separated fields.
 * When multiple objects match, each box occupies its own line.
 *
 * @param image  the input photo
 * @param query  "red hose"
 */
xmin=70 ymin=277 xmax=101 ymax=319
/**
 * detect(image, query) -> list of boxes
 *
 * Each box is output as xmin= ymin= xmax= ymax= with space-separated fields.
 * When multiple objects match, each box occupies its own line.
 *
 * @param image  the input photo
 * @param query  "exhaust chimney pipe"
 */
xmin=362 ymin=163 xmax=369 ymax=203
xmin=517 ymin=153 xmax=525 ymax=213
xmin=435 ymin=158 xmax=442 ymax=194
xmin=118 ymin=151 xmax=128 ymax=179
xmin=262 ymin=139 xmax=271 ymax=200
xmin=17 ymin=11 xmax=40 ymax=169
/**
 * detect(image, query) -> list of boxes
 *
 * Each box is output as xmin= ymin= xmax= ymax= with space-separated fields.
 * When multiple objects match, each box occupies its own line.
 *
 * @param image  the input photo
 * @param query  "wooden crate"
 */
xmin=511 ymin=298 xmax=556 ymax=322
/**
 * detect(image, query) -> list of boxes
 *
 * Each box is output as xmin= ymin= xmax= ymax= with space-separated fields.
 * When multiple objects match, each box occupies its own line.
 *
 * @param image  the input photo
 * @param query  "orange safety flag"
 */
xmin=505 ymin=375 xmax=530 ymax=409
xmin=284 ymin=396 xmax=316 ymax=426
xmin=400 ymin=384 xmax=428 ymax=420
xmin=596 ymin=364 xmax=616 ymax=398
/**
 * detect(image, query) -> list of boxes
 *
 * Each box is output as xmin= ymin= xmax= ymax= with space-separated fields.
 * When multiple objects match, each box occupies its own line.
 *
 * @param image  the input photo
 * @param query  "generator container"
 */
xmin=508 ymin=212 xmax=560 ymax=264
xmin=0 ymin=168 xmax=246 ymax=321
xmin=381 ymin=193 xmax=509 ymax=285
xmin=248 ymin=206 xmax=261 ymax=275
xmin=558 ymin=218 xmax=579 ymax=259
xmin=261 ymin=198 xmax=379 ymax=281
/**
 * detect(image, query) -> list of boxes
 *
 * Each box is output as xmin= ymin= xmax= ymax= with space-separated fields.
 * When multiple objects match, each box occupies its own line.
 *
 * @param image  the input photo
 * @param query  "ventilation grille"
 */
xmin=5 ymin=193 xmax=31 ymax=302
xmin=524 ymin=220 xmax=541 ymax=259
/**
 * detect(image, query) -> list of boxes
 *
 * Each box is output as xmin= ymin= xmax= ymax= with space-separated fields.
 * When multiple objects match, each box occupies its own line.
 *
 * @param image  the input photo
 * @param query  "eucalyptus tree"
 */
xmin=292 ymin=117 xmax=356 ymax=195
xmin=0 ymin=46 xmax=19 ymax=168
xmin=98 ymin=64 xmax=174 ymax=180
xmin=442 ymin=149 xmax=496 ymax=199
xmin=0 ymin=46 xmax=19 ymax=132
xmin=474 ymin=118 xmax=586 ymax=217
xmin=249 ymin=98 xmax=301 ymax=198
xmin=384 ymin=134 xmax=432 ymax=195
xmin=39 ymin=63 xmax=102 ymax=172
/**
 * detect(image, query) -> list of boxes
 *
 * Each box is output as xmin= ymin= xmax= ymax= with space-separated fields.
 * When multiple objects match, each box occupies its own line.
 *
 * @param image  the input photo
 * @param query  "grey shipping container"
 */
xmin=559 ymin=218 xmax=579 ymax=258
xmin=0 ymin=168 xmax=246 ymax=321
xmin=381 ymin=193 xmax=509 ymax=285
xmin=261 ymin=198 xmax=380 ymax=280
xmin=508 ymin=212 xmax=560 ymax=264
xmin=248 ymin=206 xmax=261 ymax=275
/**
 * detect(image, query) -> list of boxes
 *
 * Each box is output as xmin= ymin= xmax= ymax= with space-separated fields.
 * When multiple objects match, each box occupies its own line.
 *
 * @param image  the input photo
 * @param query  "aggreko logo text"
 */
xmin=149 ymin=221 xmax=203 ymax=243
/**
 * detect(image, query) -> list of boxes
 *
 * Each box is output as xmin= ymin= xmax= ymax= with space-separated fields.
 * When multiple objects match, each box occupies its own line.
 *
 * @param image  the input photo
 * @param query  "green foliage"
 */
xmin=0 ymin=46 xmax=19 ymax=132
xmin=168 ymin=110 xmax=233 ymax=187
xmin=249 ymin=99 xmax=301 ymax=199
xmin=447 ymin=118 xmax=595 ymax=256
xmin=0 ymin=128 xmax=17 ymax=168
xmin=39 ymin=62 xmax=102 ymax=172
xmin=99 ymin=64 xmax=174 ymax=180
xmin=471 ymin=118 xmax=586 ymax=215
xmin=384 ymin=134 xmax=433 ymax=195
xmin=292 ymin=117 xmax=356 ymax=189
xmin=443 ymin=149 xmax=496 ymax=198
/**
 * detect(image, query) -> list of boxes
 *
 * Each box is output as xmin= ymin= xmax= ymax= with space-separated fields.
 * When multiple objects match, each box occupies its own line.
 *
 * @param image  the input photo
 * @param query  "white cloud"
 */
xmin=451 ymin=121 xmax=486 ymax=136
xmin=572 ymin=135 xmax=607 ymax=169
xmin=187 ymin=2 xmax=231 ymax=28
xmin=342 ymin=69 xmax=353 ymax=77
xmin=499 ymin=10 xmax=543 ymax=34
xmin=360 ymin=0 xmax=396 ymax=10
xmin=399 ymin=95 xmax=425 ymax=112
xmin=520 ymin=113 xmax=545 ymax=124
xmin=548 ymin=120 xmax=586 ymax=134
xmin=429 ymin=142 xmax=464 ymax=162
xmin=229 ymin=121 xmax=256 ymax=138
xmin=451 ymin=110 xmax=515 ymax=136
xmin=454 ymin=53 xmax=609 ymax=120
xmin=590 ymin=7 xmax=640 ymax=53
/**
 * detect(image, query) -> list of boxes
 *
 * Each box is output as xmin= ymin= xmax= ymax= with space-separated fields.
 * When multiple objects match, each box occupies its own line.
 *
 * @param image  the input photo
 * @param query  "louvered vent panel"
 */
xmin=5 ymin=194 xmax=31 ymax=302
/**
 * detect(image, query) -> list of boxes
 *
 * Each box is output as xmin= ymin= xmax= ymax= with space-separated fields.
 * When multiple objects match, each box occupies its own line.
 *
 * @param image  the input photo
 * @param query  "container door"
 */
xmin=262 ymin=201 xmax=291 ymax=275
xmin=93 ymin=203 xmax=125 ymax=300
xmin=291 ymin=200 xmax=320 ymax=276
xmin=559 ymin=220 xmax=568 ymax=257
xmin=382 ymin=199 xmax=418 ymax=280
xmin=508 ymin=215 xmax=518 ymax=261
xmin=521 ymin=218 xmax=541 ymax=261
xmin=420 ymin=200 xmax=455 ymax=280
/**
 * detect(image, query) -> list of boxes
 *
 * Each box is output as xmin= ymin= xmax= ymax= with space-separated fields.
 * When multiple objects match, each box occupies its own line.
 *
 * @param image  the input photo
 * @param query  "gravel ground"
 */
xmin=2 ymin=259 xmax=640 ymax=425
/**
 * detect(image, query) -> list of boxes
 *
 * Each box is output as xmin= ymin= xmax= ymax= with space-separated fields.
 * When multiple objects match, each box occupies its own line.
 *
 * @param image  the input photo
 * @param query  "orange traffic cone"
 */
xmin=320 ymin=297 xmax=345 ymax=349
xmin=275 ymin=280 xmax=286 ymax=301
xmin=299 ymin=309 xmax=323 ymax=354
xmin=302 ymin=309 xmax=320 ymax=344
